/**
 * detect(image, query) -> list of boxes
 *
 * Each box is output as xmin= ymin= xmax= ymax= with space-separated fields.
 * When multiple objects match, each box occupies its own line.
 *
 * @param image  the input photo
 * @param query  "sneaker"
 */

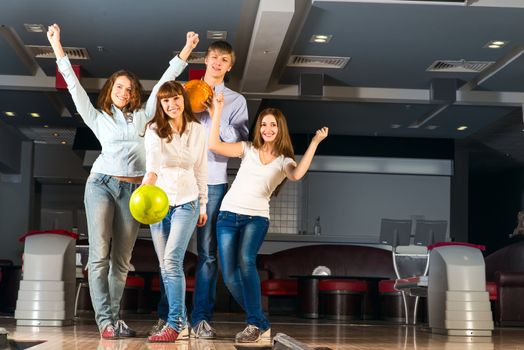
xmin=148 ymin=324 xmax=179 ymax=343
xmin=190 ymin=320 xmax=216 ymax=339
xmin=149 ymin=319 xmax=167 ymax=336
xmin=115 ymin=320 xmax=136 ymax=337
xmin=178 ymin=325 xmax=190 ymax=340
xmin=100 ymin=323 xmax=119 ymax=339
xmin=235 ymin=325 xmax=271 ymax=343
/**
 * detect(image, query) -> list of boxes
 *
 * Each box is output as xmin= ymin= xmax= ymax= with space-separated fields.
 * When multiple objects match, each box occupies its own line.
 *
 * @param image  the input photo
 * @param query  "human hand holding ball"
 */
xmin=129 ymin=185 xmax=169 ymax=225
xmin=184 ymin=80 xmax=213 ymax=113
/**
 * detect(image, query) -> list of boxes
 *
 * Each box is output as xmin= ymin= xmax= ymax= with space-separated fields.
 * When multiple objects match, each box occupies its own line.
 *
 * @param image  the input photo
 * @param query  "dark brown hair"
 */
xmin=145 ymin=81 xmax=199 ymax=142
xmin=97 ymin=70 xmax=143 ymax=116
xmin=206 ymin=40 xmax=235 ymax=66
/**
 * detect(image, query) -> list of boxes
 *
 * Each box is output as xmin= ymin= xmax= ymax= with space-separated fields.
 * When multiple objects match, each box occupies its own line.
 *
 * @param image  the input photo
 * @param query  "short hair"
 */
xmin=97 ymin=70 xmax=143 ymax=116
xmin=206 ymin=40 xmax=235 ymax=66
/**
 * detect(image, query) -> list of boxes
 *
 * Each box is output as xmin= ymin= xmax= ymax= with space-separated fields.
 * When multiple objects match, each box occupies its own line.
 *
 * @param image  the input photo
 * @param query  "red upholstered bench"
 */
xmin=318 ymin=279 xmax=368 ymax=320
xmin=150 ymin=275 xmax=196 ymax=292
xmin=121 ymin=275 xmax=145 ymax=314
xmin=261 ymin=279 xmax=298 ymax=315
xmin=261 ymin=279 xmax=298 ymax=296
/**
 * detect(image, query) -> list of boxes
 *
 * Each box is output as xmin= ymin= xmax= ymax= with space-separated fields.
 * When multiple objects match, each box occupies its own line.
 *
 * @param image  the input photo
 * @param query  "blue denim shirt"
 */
xmin=57 ymin=55 xmax=188 ymax=177
xmin=195 ymin=82 xmax=249 ymax=184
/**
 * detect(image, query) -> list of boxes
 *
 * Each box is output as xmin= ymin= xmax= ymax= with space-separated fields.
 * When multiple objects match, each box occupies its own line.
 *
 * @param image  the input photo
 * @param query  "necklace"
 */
xmin=259 ymin=149 xmax=276 ymax=165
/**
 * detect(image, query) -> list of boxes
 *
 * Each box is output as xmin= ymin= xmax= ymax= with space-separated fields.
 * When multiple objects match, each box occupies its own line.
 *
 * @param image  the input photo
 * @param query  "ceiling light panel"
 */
xmin=310 ymin=34 xmax=332 ymax=44
xmin=24 ymin=23 xmax=45 ymax=32
xmin=207 ymin=31 xmax=227 ymax=40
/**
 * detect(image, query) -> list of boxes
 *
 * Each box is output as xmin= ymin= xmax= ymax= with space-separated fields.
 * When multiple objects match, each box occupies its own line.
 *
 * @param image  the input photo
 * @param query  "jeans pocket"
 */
xmin=217 ymin=211 xmax=227 ymax=222
xmin=87 ymin=173 xmax=107 ymax=185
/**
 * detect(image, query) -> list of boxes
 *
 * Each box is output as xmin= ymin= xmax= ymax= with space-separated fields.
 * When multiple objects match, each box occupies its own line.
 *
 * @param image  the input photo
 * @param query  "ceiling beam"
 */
xmin=3 ymin=75 xmax=524 ymax=107
xmin=459 ymin=45 xmax=524 ymax=92
xmin=0 ymin=25 xmax=38 ymax=76
xmin=239 ymin=0 xmax=295 ymax=92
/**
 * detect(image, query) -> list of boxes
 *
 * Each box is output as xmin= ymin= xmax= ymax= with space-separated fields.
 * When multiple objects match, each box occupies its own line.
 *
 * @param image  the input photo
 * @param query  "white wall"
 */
xmin=304 ymin=172 xmax=450 ymax=243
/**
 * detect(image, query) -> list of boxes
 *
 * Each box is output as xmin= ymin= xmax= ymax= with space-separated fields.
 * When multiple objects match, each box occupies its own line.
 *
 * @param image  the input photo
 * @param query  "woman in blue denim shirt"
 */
xmin=208 ymin=98 xmax=328 ymax=343
xmin=46 ymin=24 xmax=198 ymax=339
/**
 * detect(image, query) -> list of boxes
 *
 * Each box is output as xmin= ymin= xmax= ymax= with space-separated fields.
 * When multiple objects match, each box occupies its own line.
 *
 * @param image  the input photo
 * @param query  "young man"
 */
xmin=191 ymin=40 xmax=249 ymax=339
xmin=149 ymin=41 xmax=249 ymax=339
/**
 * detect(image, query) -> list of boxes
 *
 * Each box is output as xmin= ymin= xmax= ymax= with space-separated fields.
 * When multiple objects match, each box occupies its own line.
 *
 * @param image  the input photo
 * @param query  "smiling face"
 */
xmin=204 ymin=49 xmax=233 ymax=80
xmin=160 ymin=94 xmax=184 ymax=120
xmin=260 ymin=114 xmax=279 ymax=143
xmin=110 ymin=75 xmax=133 ymax=109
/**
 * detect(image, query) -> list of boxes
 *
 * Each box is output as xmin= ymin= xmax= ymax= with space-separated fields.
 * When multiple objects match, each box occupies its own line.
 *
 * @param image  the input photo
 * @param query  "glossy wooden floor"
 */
xmin=1 ymin=313 xmax=524 ymax=350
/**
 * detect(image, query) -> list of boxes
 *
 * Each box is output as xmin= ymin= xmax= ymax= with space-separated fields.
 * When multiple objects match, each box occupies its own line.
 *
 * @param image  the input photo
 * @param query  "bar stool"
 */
xmin=120 ymin=275 xmax=145 ymax=314
xmin=318 ymin=279 xmax=368 ymax=320
xmin=379 ymin=279 xmax=404 ymax=322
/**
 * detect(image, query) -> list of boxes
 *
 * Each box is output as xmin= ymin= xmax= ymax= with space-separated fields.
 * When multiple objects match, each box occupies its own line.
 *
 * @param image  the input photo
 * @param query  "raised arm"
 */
xmin=145 ymin=32 xmax=199 ymax=116
xmin=47 ymin=24 xmax=100 ymax=132
xmin=207 ymin=93 xmax=244 ymax=158
xmin=285 ymin=127 xmax=329 ymax=181
xmin=47 ymin=24 xmax=65 ymax=58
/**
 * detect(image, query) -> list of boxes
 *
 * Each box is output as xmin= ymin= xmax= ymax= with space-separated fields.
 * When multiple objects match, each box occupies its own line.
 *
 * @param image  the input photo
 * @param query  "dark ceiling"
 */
xmin=1 ymin=0 xmax=524 ymax=160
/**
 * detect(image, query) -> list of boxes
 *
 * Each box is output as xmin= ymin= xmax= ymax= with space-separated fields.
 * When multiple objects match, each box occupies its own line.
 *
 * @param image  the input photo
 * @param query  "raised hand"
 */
xmin=312 ymin=127 xmax=329 ymax=144
xmin=185 ymin=31 xmax=199 ymax=51
xmin=46 ymin=24 xmax=61 ymax=46
xmin=46 ymin=23 xmax=65 ymax=58
xmin=211 ymin=92 xmax=224 ymax=119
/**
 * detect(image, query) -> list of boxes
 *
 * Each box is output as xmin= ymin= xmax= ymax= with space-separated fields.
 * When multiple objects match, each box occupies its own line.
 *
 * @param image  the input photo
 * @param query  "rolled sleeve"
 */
xmin=220 ymin=95 xmax=249 ymax=142
xmin=144 ymin=127 xmax=162 ymax=175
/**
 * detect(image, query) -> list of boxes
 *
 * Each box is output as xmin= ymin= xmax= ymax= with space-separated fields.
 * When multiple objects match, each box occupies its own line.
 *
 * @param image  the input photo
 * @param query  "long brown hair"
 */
xmin=252 ymin=108 xmax=295 ymax=160
xmin=145 ymin=81 xmax=199 ymax=142
xmin=252 ymin=108 xmax=295 ymax=197
xmin=97 ymin=70 xmax=143 ymax=116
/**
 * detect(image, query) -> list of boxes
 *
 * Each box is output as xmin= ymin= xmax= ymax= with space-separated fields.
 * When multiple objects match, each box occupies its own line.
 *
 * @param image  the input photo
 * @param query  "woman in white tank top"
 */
xmin=208 ymin=96 xmax=328 ymax=343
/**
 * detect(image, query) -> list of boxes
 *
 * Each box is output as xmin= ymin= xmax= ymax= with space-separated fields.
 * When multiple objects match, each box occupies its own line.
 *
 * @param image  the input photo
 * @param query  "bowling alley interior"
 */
xmin=3 ymin=0 xmax=524 ymax=349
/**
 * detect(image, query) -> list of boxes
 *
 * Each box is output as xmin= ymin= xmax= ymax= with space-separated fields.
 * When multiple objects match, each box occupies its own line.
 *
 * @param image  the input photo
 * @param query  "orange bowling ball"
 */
xmin=184 ymin=80 xmax=213 ymax=113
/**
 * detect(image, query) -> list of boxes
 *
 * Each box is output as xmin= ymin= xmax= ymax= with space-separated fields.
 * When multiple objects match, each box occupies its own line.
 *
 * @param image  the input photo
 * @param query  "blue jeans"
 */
xmin=191 ymin=184 xmax=227 ymax=326
xmin=150 ymin=200 xmax=199 ymax=332
xmin=216 ymin=211 xmax=270 ymax=330
xmin=84 ymin=173 xmax=140 ymax=330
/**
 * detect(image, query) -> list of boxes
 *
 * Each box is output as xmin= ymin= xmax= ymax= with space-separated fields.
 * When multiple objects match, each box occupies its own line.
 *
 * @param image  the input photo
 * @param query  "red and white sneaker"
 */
xmin=100 ymin=323 xmax=119 ymax=339
xmin=148 ymin=324 xmax=179 ymax=343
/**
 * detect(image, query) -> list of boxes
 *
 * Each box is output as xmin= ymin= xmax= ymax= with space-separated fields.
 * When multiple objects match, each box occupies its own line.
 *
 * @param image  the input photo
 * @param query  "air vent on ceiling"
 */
xmin=287 ymin=55 xmax=350 ymax=69
xmin=26 ymin=45 xmax=90 ymax=60
xmin=426 ymin=60 xmax=494 ymax=73
xmin=173 ymin=51 xmax=206 ymax=64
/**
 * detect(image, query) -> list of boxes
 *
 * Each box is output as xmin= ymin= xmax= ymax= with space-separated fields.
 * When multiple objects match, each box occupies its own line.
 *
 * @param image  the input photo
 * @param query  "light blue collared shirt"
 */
xmin=57 ymin=55 xmax=187 ymax=177
xmin=196 ymin=82 xmax=249 ymax=184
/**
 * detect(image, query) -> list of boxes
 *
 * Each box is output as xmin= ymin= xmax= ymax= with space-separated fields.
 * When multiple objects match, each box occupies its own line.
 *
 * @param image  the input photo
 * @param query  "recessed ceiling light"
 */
xmin=207 ymin=31 xmax=227 ymax=40
xmin=310 ymin=34 xmax=332 ymax=44
xmin=457 ymin=126 xmax=468 ymax=131
xmin=4 ymin=111 xmax=16 ymax=117
xmin=24 ymin=23 xmax=45 ymax=33
xmin=29 ymin=112 xmax=40 ymax=118
xmin=484 ymin=40 xmax=508 ymax=49
xmin=60 ymin=141 xmax=67 ymax=145
xmin=52 ymin=132 xmax=60 ymax=137
xmin=43 ymin=125 xmax=49 ymax=128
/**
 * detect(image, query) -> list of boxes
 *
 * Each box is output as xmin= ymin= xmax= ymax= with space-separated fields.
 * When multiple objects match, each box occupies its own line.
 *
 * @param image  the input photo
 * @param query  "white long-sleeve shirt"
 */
xmin=144 ymin=121 xmax=208 ymax=214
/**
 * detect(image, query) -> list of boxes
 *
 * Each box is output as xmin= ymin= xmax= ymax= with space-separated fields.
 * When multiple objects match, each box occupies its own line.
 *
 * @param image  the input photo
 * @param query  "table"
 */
xmin=290 ymin=275 xmax=385 ymax=319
